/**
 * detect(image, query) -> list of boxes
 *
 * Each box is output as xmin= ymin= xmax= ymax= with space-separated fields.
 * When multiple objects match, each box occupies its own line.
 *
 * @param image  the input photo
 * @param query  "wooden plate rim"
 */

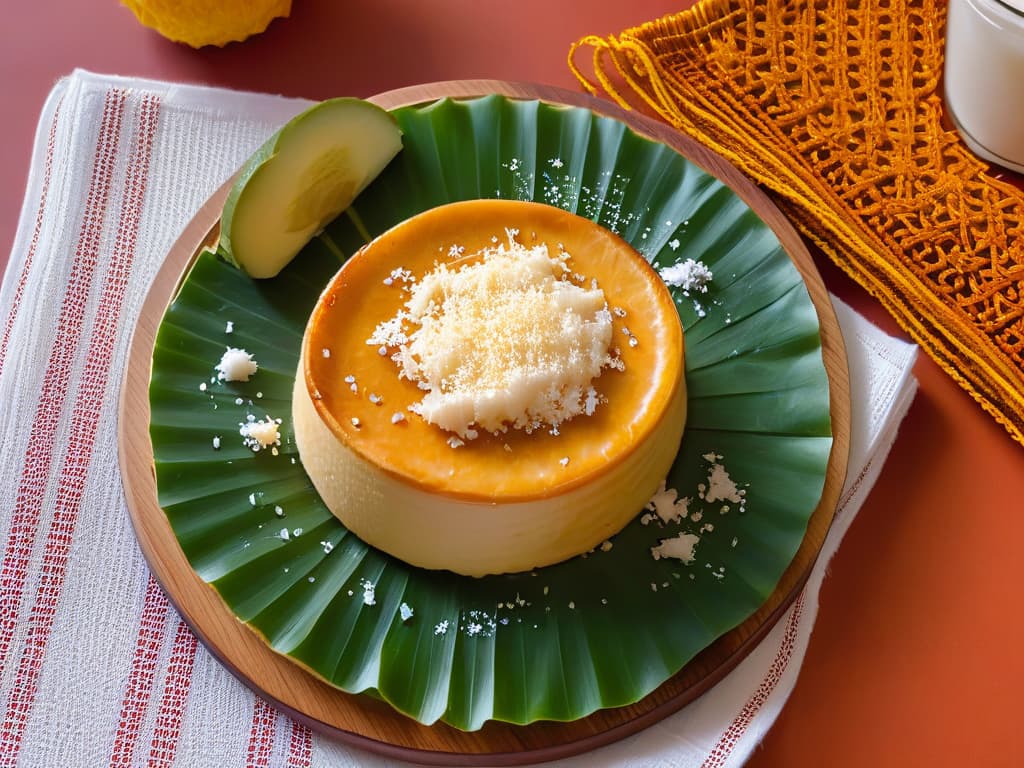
xmin=118 ymin=79 xmax=851 ymax=765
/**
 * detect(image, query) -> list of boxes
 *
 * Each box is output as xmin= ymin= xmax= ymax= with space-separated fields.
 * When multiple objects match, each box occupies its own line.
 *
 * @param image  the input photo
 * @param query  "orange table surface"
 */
xmin=2 ymin=2 xmax=1022 ymax=766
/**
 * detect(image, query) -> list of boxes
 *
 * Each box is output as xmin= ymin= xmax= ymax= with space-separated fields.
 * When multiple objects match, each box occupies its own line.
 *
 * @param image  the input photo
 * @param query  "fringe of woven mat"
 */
xmin=569 ymin=0 xmax=1024 ymax=447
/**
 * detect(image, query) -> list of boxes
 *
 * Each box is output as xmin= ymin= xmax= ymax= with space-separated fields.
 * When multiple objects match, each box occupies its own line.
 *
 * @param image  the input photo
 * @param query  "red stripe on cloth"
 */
xmin=108 ymin=576 xmax=172 ymax=767
xmin=246 ymin=698 xmax=279 ymax=768
xmin=286 ymin=720 xmax=313 ymax=768
xmin=0 ymin=92 xmax=160 ymax=761
xmin=701 ymin=591 xmax=806 ymax=768
xmin=0 ymin=94 xmax=63 ymax=377
xmin=0 ymin=86 xmax=125 ymax=675
xmin=147 ymin=619 xmax=199 ymax=768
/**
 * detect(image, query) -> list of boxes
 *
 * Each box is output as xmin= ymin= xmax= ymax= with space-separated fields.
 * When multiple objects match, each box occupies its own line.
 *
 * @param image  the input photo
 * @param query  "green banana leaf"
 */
xmin=149 ymin=95 xmax=832 ymax=731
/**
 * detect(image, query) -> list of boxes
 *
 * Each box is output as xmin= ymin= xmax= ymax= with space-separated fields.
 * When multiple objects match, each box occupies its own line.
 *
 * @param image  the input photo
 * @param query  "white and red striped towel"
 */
xmin=0 ymin=70 xmax=917 ymax=768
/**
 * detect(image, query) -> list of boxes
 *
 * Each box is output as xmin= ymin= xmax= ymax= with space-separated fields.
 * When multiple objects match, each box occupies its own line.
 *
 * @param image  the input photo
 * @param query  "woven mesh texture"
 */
xmin=571 ymin=0 xmax=1024 ymax=446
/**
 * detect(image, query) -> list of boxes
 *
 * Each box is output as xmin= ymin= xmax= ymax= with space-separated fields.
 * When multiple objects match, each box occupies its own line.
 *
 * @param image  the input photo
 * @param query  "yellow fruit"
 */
xmin=122 ymin=0 xmax=291 ymax=48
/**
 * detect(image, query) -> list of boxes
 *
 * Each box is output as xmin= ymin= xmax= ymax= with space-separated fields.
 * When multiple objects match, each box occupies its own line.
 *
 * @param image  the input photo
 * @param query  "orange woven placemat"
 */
xmin=570 ymin=0 xmax=1024 ymax=447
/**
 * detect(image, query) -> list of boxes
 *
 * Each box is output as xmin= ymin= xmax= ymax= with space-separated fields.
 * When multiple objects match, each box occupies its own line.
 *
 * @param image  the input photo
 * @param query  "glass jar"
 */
xmin=945 ymin=0 xmax=1024 ymax=172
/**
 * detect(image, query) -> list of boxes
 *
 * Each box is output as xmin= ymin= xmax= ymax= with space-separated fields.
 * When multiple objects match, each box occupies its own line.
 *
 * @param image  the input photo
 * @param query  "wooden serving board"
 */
xmin=118 ymin=80 xmax=851 ymax=765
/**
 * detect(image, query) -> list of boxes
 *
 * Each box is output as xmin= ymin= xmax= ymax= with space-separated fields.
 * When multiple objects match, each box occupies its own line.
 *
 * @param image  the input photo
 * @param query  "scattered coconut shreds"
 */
xmin=361 ymin=579 xmax=376 ymax=606
xmin=225 ymin=321 xmax=234 ymax=334
xmin=368 ymin=233 xmax=620 ymax=441
xmin=274 ymin=505 xmax=284 ymax=517
xmin=651 ymin=532 xmax=701 ymax=564
xmin=350 ymin=417 xmax=361 ymax=428
xmin=239 ymin=415 xmax=281 ymax=452
xmin=399 ymin=602 xmax=414 ymax=622
xmin=645 ymin=481 xmax=690 ymax=525
xmin=600 ymin=540 xmax=613 ymax=552
xmin=199 ymin=382 xmax=207 ymax=392
xmin=321 ymin=540 xmax=334 ymax=555
xmin=390 ymin=412 xmax=406 ymax=425
xmin=659 ymin=258 xmax=713 ymax=293
xmin=434 ymin=620 xmax=450 ymax=636
xmin=216 ymin=347 xmax=258 ymax=382
xmin=278 ymin=528 xmax=290 ymax=542
xmin=212 ymin=436 xmax=221 ymax=450
xmin=322 ymin=347 xmax=331 ymax=358
xmin=705 ymin=462 xmax=743 ymax=505
xmin=559 ymin=456 xmax=570 ymax=467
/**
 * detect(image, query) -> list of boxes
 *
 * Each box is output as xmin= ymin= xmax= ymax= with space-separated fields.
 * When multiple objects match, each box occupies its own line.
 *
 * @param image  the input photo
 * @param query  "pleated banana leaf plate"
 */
xmin=120 ymin=81 xmax=850 ymax=765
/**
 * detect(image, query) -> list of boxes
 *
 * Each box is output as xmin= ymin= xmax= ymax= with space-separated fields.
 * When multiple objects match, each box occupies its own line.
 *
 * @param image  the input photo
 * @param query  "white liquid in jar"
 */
xmin=945 ymin=0 xmax=1024 ymax=172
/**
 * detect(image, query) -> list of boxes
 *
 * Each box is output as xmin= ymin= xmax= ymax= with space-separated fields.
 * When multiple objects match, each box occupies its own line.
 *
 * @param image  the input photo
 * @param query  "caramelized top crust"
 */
xmin=301 ymin=200 xmax=684 ymax=502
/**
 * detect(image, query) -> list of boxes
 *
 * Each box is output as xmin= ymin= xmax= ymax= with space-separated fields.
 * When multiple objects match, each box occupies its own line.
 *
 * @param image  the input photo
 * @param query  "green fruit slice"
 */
xmin=219 ymin=98 xmax=403 ymax=279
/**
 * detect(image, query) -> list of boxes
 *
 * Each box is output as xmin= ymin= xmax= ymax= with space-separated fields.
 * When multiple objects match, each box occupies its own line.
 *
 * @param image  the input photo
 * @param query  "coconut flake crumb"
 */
xmin=212 ymin=436 xmax=221 ymax=450
xmin=706 ymin=462 xmax=742 ymax=504
xmin=390 ymin=412 xmax=406 ymax=424
xmin=278 ymin=528 xmax=290 ymax=541
xmin=651 ymin=532 xmax=701 ymax=564
xmin=361 ymin=579 xmax=376 ymax=606
xmin=434 ymin=620 xmax=450 ymax=635
xmin=225 ymin=321 xmax=234 ymax=334
xmin=399 ymin=602 xmax=414 ymax=622
xmin=216 ymin=347 xmax=258 ymax=382
xmin=239 ymin=415 xmax=281 ymax=451
xmin=321 ymin=540 xmax=334 ymax=554
xmin=645 ymin=481 xmax=690 ymax=524
xmin=659 ymin=258 xmax=713 ymax=293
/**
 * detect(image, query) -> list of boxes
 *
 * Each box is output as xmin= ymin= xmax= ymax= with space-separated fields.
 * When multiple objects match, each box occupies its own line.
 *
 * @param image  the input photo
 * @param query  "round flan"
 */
xmin=292 ymin=199 xmax=686 ymax=576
